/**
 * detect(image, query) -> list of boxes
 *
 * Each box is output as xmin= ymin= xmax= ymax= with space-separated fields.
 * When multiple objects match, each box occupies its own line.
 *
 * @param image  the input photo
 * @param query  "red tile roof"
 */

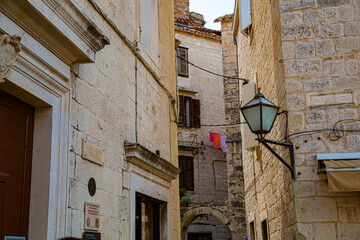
xmin=214 ymin=14 xmax=234 ymax=23
xmin=175 ymin=17 xmax=221 ymax=40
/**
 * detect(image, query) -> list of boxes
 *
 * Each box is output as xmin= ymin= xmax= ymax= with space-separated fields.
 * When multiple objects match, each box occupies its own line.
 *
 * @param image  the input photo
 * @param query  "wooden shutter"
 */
xmin=240 ymin=0 xmax=251 ymax=31
xmin=184 ymin=157 xmax=194 ymax=191
xmin=191 ymin=99 xmax=201 ymax=128
xmin=178 ymin=95 xmax=185 ymax=126
xmin=178 ymin=156 xmax=194 ymax=191
xmin=177 ymin=47 xmax=188 ymax=77
xmin=241 ymin=82 xmax=258 ymax=150
xmin=179 ymin=156 xmax=185 ymax=189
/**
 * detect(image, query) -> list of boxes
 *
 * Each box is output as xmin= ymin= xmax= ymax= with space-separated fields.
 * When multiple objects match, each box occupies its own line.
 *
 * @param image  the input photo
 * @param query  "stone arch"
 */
xmin=181 ymin=207 xmax=240 ymax=240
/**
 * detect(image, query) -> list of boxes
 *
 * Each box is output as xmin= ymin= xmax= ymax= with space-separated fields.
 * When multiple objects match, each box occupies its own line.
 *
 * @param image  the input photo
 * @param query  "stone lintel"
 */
xmin=125 ymin=142 xmax=181 ymax=181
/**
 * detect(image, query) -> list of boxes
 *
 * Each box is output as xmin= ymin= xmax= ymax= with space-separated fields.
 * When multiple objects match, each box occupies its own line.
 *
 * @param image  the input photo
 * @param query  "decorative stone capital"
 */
xmin=0 ymin=34 xmax=22 ymax=83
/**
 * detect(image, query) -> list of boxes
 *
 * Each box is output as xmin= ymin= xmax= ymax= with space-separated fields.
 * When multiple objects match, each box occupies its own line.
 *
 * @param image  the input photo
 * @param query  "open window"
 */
xmin=240 ymin=0 xmax=252 ymax=37
xmin=317 ymin=152 xmax=360 ymax=192
xmin=179 ymin=95 xmax=201 ymax=128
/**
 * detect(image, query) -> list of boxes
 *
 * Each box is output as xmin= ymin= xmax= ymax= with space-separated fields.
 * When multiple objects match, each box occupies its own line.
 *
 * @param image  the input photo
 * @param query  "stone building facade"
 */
xmin=233 ymin=0 xmax=360 ymax=239
xmin=0 ymin=0 xmax=180 ymax=239
xmin=215 ymin=14 xmax=248 ymax=239
xmin=175 ymin=1 xmax=247 ymax=239
xmin=174 ymin=1 xmax=231 ymax=239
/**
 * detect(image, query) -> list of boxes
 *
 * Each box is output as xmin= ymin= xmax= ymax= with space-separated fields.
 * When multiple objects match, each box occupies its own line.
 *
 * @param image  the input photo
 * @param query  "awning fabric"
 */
xmin=323 ymin=160 xmax=360 ymax=192
xmin=324 ymin=160 xmax=360 ymax=168
xmin=327 ymin=171 xmax=360 ymax=192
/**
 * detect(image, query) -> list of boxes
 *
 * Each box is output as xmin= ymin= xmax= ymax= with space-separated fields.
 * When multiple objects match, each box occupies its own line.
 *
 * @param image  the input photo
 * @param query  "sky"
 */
xmin=189 ymin=0 xmax=235 ymax=30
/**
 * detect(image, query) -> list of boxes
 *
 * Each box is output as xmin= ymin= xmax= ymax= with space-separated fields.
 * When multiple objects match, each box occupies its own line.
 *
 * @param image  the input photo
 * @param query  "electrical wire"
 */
xmin=201 ymin=122 xmax=246 ymax=126
xmin=177 ymin=56 xmax=249 ymax=83
xmin=282 ymin=119 xmax=360 ymax=141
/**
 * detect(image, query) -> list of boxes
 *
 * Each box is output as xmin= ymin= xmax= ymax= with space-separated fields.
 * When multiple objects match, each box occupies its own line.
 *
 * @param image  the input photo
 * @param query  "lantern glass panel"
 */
xmin=262 ymin=106 xmax=278 ymax=132
xmin=245 ymin=98 xmax=260 ymax=107
xmin=242 ymin=105 xmax=261 ymax=132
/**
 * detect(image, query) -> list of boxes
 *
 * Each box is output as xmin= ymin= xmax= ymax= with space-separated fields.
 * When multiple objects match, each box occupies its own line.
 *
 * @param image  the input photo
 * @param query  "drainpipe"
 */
xmin=135 ymin=58 xmax=138 ymax=143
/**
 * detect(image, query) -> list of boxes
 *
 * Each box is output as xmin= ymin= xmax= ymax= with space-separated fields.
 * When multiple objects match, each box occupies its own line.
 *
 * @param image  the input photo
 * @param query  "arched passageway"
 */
xmin=181 ymin=207 xmax=240 ymax=240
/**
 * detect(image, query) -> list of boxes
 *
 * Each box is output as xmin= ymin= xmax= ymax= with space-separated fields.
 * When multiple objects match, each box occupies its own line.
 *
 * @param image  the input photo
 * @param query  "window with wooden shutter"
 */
xmin=178 ymin=156 xmax=194 ymax=191
xmin=178 ymin=95 xmax=201 ymax=128
xmin=240 ymin=0 xmax=252 ymax=36
xmin=177 ymin=47 xmax=189 ymax=77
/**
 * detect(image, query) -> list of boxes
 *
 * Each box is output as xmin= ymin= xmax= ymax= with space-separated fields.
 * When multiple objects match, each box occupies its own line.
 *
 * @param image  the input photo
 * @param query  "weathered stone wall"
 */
xmin=176 ymin=30 xmax=226 ymax=203
xmin=236 ymin=0 xmax=360 ymax=239
xmin=280 ymin=0 xmax=360 ymax=239
xmin=68 ymin=0 xmax=180 ymax=239
xmin=175 ymin=30 xmax=230 ymax=238
xmin=220 ymin=19 xmax=247 ymax=238
xmin=236 ymin=0 xmax=295 ymax=239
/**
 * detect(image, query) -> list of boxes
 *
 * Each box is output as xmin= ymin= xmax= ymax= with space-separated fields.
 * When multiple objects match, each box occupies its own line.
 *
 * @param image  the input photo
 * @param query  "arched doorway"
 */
xmin=181 ymin=207 xmax=240 ymax=240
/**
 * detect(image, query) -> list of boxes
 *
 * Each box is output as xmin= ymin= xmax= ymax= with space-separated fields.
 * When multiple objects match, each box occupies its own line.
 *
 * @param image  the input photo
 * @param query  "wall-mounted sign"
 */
xmin=84 ymin=202 xmax=100 ymax=231
xmin=4 ymin=237 xmax=26 ymax=240
xmin=83 ymin=232 xmax=101 ymax=240
xmin=82 ymin=140 xmax=104 ymax=165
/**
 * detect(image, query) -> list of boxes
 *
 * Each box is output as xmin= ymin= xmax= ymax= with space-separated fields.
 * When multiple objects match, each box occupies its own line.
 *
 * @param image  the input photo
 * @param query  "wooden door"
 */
xmin=0 ymin=90 xmax=34 ymax=239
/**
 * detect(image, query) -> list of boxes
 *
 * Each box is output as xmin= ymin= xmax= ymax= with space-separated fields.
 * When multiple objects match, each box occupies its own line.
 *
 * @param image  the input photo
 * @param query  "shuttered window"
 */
xmin=178 ymin=95 xmax=201 ymax=128
xmin=179 ymin=156 xmax=194 ymax=191
xmin=140 ymin=0 xmax=159 ymax=61
xmin=177 ymin=47 xmax=189 ymax=77
xmin=240 ymin=0 xmax=252 ymax=35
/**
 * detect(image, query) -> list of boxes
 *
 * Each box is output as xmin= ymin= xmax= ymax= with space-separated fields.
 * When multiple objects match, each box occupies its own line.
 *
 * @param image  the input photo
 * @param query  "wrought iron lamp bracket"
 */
xmin=256 ymin=138 xmax=296 ymax=180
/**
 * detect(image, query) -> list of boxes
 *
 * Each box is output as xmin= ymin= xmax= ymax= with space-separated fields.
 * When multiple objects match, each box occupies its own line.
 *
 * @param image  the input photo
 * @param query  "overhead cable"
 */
xmin=177 ymin=56 xmax=249 ymax=83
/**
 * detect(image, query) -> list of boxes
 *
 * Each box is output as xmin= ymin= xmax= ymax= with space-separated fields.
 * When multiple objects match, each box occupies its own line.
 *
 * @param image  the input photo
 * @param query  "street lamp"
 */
xmin=240 ymin=89 xmax=296 ymax=179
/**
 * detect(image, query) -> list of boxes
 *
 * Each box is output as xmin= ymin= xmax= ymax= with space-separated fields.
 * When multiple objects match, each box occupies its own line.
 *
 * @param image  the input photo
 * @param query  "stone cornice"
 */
xmin=0 ymin=0 xmax=109 ymax=64
xmin=124 ymin=142 xmax=181 ymax=181
xmin=43 ymin=0 xmax=110 ymax=52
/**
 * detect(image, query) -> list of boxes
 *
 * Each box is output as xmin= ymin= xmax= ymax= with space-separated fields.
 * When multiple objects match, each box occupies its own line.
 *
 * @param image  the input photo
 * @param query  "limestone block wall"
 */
xmin=236 ymin=0 xmax=360 ymax=239
xmin=236 ymin=0 xmax=295 ymax=239
xmin=280 ymin=0 xmax=360 ymax=239
xmin=67 ymin=0 xmax=180 ymax=239
xmin=220 ymin=19 xmax=247 ymax=238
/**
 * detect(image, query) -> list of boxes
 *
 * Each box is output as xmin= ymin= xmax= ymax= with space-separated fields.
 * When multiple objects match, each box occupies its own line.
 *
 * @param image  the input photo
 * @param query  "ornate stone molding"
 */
xmin=0 ymin=34 xmax=21 ymax=83
xmin=0 ymin=0 xmax=109 ymax=64
xmin=125 ymin=142 xmax=181 ymax=181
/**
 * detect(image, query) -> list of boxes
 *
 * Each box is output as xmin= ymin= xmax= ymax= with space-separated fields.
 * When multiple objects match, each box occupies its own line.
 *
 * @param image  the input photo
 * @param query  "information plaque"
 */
xmin=84 ymin=202 xmax=100 ymax=231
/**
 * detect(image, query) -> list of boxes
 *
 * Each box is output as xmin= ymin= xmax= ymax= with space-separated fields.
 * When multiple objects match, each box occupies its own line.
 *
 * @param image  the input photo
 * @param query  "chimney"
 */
xmin=174 ymin=0 xmax=190 ymax=19
xmin=190 ymin=12 xmax=206 ymax=26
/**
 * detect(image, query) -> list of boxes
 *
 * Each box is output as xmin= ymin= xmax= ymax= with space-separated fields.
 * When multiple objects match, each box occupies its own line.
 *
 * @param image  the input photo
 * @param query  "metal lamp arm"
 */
xmin=256 ymin=138 xmax=296 ymax=180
